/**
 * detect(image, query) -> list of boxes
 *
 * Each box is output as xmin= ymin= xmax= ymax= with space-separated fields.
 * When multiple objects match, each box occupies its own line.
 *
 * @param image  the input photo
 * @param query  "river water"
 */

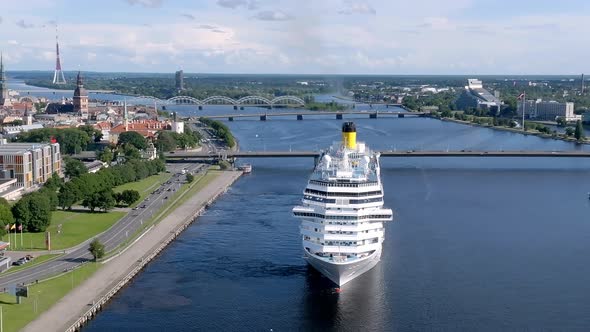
xmin=76 ymin=111 xmax=590 ymax=331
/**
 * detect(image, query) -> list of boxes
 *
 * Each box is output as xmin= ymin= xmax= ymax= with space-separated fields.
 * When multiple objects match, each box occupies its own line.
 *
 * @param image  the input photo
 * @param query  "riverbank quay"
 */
xmin=21 ymin=170 xmax=242 ymax=332
xmin=437 ymin=116 xmax=590 ymax=145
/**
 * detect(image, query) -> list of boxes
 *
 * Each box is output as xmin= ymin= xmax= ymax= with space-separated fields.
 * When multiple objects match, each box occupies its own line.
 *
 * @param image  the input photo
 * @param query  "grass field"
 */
xmin=2 ymin=173 xmax=172 ymax=251
xmin=0 ymin=262 xmax=100 ymax=332
xmin=0 ymin=254 xmax=61 ymax=275
xmin=114 ymin=173 xmax=172 ymax=207
xmin=2 ymin=211 xmax=125 ymax=251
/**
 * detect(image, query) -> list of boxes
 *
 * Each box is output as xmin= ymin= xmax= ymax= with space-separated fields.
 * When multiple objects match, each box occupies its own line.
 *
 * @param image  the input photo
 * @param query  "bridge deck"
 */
xmin=192 ymin=111 xmax=425 ymax=119
xmin=165 ymin=151 xmax=590 ymax=158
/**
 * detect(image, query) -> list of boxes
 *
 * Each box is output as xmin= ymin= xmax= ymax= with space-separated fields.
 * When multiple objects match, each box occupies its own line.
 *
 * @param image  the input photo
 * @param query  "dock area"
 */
xmin=22 ymin=170 xmax=242 ymax=332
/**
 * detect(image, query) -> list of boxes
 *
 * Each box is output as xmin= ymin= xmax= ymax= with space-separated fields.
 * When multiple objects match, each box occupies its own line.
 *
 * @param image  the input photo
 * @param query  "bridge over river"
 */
xmin=189 ymin=110 xmax=425 ymax=121
xmin=165 ymin=150 xmax=590 ymax=164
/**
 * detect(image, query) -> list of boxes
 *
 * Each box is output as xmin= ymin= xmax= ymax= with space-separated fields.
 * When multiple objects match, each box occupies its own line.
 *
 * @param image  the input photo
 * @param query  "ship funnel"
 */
xmin=342 ymin=122 xmax=357 ymax=150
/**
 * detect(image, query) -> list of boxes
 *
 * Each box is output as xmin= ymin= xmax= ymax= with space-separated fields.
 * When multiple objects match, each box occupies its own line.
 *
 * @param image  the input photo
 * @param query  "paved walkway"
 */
xmin=23 ymin=171 xmax=242 ymax=332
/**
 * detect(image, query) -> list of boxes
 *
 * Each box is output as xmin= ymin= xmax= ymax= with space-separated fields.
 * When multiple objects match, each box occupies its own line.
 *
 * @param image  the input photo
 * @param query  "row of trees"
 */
xmin=59 ymin=158 xmax=165 ymax=212
xmin=156 ymin=128 xmax=202 ymax=152
xmin=200 ymin=118 xmax=236 ymax=148
xmin=17 ymin=126 xmax=103 ymax=155
xmin=4 ymin=158 xmax=165 ymax=233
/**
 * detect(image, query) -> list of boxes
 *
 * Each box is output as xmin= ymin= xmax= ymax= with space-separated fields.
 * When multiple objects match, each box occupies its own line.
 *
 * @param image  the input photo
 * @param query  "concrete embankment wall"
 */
xmin=23 ymin=171 xmax=242 ymax=332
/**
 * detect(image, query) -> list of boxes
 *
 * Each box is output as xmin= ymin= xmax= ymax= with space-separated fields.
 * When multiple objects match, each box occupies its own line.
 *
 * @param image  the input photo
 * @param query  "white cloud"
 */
xmin=216 ymin=0 xmax=258 ymax=10
xmin=125 ymin=0 xmax=163 ymax=8
xmin=3 ymin=1 xmax=590 ymax=74
xmin=253 ymin=10 xmax=293 ymax=21
xmin=338 ymin=0 xmax=376 ymax=15
xmin=7 ymin=40 xmax=18 ymax=45
xmin=16 ymin=19 xmax=35 ymax=29
xmin=181 ymin=13 xmax=196 ymax=20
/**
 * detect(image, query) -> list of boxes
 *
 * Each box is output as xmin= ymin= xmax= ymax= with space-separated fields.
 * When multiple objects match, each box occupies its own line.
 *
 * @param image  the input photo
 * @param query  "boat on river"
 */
xmin=293 ymin=122 xmax=393 ymax=286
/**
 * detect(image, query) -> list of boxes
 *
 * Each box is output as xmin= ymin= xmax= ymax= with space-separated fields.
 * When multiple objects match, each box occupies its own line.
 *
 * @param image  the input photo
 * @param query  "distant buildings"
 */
xmin=175 ymin=70 xmax=184 ymax=90
xmin=109 ymin=119 xmax=171 ymax=144
xmin=455 ymin=79 xmax=501 ymax=112
xmin=517 ymin=100 xmax=581 ymax=121
xmin=0 ymin=141 xmax=61 ymax=194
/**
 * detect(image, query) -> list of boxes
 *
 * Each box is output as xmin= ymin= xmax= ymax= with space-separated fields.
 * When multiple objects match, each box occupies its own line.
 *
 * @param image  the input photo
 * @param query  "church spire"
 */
xmin=0 ymin=52 xmax=5 ymax=81
xmin=76 ymin=70 xmax=83 ymax=87
xmin=124 ymin=99 xmax=129 ymax=131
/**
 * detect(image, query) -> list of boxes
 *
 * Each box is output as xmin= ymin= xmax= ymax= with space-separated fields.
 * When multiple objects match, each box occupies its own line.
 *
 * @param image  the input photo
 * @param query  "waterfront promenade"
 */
xmin=23 ymin=170 xmax=242 ymax=332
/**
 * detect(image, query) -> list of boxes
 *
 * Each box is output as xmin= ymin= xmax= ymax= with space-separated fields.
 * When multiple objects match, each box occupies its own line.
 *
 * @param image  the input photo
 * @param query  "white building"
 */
xmin=1 ymin=124 xmax=43 ymax=136
xmin=171 ymin=121 xmax=185 ymax=134
xmin=518 ymin=100 xmax=580 ymax=121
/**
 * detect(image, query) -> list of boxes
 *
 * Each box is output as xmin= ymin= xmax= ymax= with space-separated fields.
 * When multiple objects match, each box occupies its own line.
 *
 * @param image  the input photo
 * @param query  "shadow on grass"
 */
xmin=61 ymin=257 xmax=91 ymax=264
xmin=62 ymin=209 xmax=112 ymax=214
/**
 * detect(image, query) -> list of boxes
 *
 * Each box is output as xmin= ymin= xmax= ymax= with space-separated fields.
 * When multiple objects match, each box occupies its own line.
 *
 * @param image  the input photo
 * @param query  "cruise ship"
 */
xmin=293 ymin=122 xmax=393 ymax=286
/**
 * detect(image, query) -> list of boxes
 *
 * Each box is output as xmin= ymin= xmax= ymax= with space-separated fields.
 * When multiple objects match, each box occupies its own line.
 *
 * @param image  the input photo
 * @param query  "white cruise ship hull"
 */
xmin=304 ymin=247 xmax=382 ymax=286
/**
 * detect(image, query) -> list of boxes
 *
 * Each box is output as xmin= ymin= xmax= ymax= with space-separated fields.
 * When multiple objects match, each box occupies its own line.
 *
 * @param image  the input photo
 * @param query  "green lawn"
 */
xmin=2 ymin=211 xmax=125 ymax=251
xmin=114 ymin=173 xmax=172 ymax=207
xmin=1 ymin=254 xmax=61 ymax=275
xmin=0 ymin=262 xmax=100 ymax=332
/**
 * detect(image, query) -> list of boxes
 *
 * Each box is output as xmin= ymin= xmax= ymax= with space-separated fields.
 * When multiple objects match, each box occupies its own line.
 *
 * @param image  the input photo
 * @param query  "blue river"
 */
xmin=77 ymin=109 xmax=590 ymax=331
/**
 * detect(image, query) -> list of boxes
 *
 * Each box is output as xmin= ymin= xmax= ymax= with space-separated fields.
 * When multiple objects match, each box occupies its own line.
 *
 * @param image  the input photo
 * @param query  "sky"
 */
xmin=1 ymin=0 xmax=590 ymax=74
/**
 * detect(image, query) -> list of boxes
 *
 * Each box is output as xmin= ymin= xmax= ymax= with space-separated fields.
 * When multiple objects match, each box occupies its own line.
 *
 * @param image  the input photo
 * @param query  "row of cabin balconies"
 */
xmin=301 ymin=219 xmax=384 ymax=232
xmin=303 ymin=239 xmax=382 ymax=254
xmin=304 ymin=188 xmax=383 ymax=198
xmin=300 ymin=227 xmax=384 ymax=242
xmin=301 ymin=198 xmax=384 ymax=210
xmin=306 ymin=182 xmax=381 ymax=194
xmin=292 ymin=207 xmax=393 ymax=221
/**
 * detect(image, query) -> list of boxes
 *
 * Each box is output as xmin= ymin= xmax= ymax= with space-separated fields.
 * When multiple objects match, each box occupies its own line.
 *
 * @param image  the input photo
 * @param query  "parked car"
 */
xmin=164 ymin=196 xmax=168 ymax=200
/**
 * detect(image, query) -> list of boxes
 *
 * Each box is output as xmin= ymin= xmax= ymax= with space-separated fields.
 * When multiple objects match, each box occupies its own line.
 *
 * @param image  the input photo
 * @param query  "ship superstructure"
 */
xmin=293 ymin=122 xmax=393 ymax=286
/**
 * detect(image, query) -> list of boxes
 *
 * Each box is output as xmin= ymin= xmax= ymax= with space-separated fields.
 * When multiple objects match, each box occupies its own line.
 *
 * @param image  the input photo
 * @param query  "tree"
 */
xmin=39 ymin=187 xmax=58 ymax=211
xmin=122 ymin=144 xmax=141 ymax=160
xmin=556 ymin=117 xmax=567 ymax=126
xmin=83 ymin=189 xmax=115 ymax=213
xmin=575 ymin=120 xmax=585 ymax=141
xmin=59 ymin=182 xmax=82 ymax=210
xmin=118 ymin=131 xmax=147 ymax=150
xmin=565 ymin=127 xmax=575 ymax=137
xmin=155 ymin=131 xmax=177 ymax=152
xmin=98 ymin=148 xmax=113 ymax=163
xmin=88 ymin=238 xmax=105 ymax=261
xmin=120 ymin=190 xmax=140 ymax=206
xmin=43 ymin=172 xmax=63 ymax=191
xmin=64 ymin=157 xmax=88 ymax=178
xmin=218 ymin=160 xmax=231 ymax=170
xmin=79 ymin=125 xmax=103 ymax=142
xmin=12 ymin=197 xmax=32 ymax=229
xmin=0 ymin=204 xmax=14 ymax=237
xmin=0 ymin=197 xmax=10 ymax=209
xmin=186 ymin=173 xmax=194 ymax=183
xmin=16 ymin=193 xmax=51 ymax=232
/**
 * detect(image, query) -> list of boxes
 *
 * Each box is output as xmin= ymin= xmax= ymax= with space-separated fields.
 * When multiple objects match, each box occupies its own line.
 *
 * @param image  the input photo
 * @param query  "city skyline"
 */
xmin=1 ymin=0 xmax=590 ymax=74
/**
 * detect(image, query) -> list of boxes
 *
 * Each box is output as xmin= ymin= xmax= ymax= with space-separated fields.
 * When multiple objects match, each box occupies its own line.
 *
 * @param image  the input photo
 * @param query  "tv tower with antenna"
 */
xmin=52 ymin=25 xmax=66 ymax=84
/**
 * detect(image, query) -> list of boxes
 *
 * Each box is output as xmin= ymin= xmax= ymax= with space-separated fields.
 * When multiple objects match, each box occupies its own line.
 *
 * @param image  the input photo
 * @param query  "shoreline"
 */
xmin=23 ymin=170 xmax=243 ymax=332
xmin=435 ymin=116 xmax=590 ymax=145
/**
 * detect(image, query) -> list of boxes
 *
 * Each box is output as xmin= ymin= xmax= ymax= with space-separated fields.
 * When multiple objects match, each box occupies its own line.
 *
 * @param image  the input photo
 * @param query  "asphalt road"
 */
xmin=0 ymin=162 xmax=207 ymax=288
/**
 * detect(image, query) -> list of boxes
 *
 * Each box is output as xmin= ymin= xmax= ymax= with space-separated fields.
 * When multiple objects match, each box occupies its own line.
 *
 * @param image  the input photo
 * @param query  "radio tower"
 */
xmin=52 ymin=25 xmax=66 ymax=84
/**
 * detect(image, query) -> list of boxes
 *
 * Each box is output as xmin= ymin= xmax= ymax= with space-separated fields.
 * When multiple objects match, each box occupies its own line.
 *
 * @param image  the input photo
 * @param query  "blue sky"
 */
xmin=1 ymin=0 xmax=589 ymax=74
